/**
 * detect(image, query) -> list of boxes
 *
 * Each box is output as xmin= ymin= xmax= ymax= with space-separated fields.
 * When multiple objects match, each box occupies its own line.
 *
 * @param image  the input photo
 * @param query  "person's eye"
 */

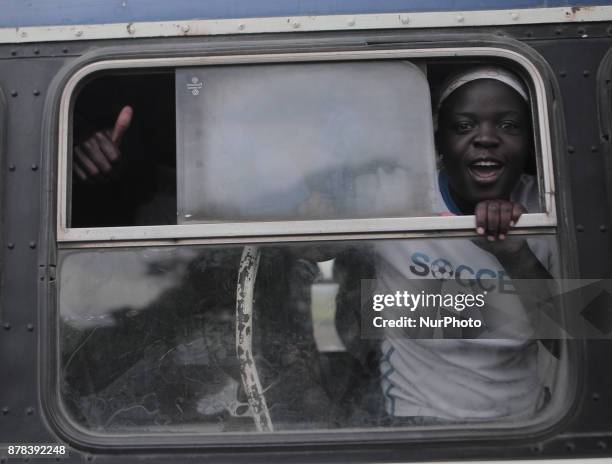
xmin=499 ymin=120 xmax=520 ymax=132
xmin=454 ymin=121 xmax=474 ymax=133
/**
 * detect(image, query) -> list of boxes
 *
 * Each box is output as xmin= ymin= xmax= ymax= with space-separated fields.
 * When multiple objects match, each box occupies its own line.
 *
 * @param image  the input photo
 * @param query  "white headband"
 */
xmin=437 ymin=66 xmax=529 ymax=110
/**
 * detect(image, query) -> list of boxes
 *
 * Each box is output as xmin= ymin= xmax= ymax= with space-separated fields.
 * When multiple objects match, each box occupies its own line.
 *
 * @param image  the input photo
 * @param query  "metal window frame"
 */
xmin=40 ymin=38 xmax=581 ymax=451
xmin=596 ymin=46 xmax=612 ymax=231
xmin=57 ymin=46 xmax=557 ymax=247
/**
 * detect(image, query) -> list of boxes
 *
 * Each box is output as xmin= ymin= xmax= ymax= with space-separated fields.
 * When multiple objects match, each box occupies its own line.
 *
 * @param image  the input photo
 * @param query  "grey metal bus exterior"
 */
xmin=1 ymin=1 xmax=612 ymax=463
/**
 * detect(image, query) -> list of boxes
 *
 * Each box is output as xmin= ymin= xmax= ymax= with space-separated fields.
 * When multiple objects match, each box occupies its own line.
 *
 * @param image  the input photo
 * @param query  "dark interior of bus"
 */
xmin=71 ymin=72 xmax=177 ymax=227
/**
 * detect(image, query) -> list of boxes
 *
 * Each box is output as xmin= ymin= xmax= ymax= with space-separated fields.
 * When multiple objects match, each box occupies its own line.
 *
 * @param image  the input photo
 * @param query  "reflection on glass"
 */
xmin=176 ymin=62 xmax=438 ymax=222
xmin=59 ymin=237 xmax=564 ymax=434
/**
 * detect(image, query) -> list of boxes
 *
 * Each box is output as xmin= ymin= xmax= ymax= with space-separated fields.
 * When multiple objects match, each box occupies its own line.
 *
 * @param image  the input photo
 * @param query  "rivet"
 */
xmin=20 ymin=31 xmax=27 ymax=38
xmin=347 ymin=18 xmax=355 ymax=27
xmin=25 ymin=407 xmax=34 ymax=416
xmin=8 ymin=165 xmax=15 ymax=172
xmin=590 ymin=145 xmax=598 ymax=152
xmin=7 ymin=243 xmax=14 ymax=250
xmin=567 ymin=145 xmax=575 ymax=153
xmin=29 ymin=241 xmax=36 ymax=249
xmin=608 ymin=27 xmax=612 ymax=35
xmin=526 ymin=31 xmax=533 ymax=37
xmin=600 ymin=225 xmax=607 ymax=232
xmin=293 ymin=21 xmax=301 ymax=29
xmin=126 ymin=23 xmax=136 ymax=35
xmin=576 ymin=224 xmax=584 ymax=232
xmin=86 ymin=456 xmax=93 ymax=462
xmin=33 ymin=89 xmax=40 ymax=96
xmin=592 ymin=392 xmax=601 ymax=401
xmin=560 ymin=70 xmax=567 ymax=78
xmin=75 ymin=30 xmax=83 ymax=37
xmin=33 ymin=48 xmax=39 ymax=55
xmin=62 ymin=47 xmax=68 ymax=53
xmin=3 ymin=322 xmax=10 ymax=330
xmin=510 ymin=12 xmax=519 ymax=20
xmin=598 ymin=441 xmax=607 ymax=450
xmin=578 ymin=27 xmax=586 ymax=35
xmin=456 ymin=14 xmax=464 ymax=23
xmin=181 ymin=24 xmax=190 ymax=33
xmin=531 ymin=444 xmax=542 ymax=453
xmin=31 ymin=164 xmax=38 ymax=171
xmin=26 ymin=324 xmax=34 ymax=332
xmin=10 ymin=90 xmax=18 ymax=97
xmin=583 ymin=70 xmax=590 ymax=77
xmin=1 ymin=407 xmax=9 ymax=415
xmin=238 ymin=24 xmax=245 ymax=31
xmin=400 ymin=15 xmax=409 ymax=25
xmin=565 ymin=442 xmax=575 ymax=452
xmin=555 ymin=28 xmax=562 ymax=35
xmin=10 ymin=49 xmax=17 ymax=56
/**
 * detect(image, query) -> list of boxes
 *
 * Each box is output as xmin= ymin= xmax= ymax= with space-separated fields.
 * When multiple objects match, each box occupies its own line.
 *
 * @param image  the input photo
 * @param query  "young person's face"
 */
xmin=436 ymin=79 xmax=532 ymax=213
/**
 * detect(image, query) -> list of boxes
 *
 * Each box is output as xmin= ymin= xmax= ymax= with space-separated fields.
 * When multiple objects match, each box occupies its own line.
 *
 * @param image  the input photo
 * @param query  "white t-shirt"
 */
xmin=374 ymin=173 xmax=557 ymax=421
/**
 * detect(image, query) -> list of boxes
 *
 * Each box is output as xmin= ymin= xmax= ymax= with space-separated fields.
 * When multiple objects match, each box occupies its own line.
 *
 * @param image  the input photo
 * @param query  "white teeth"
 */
xmin=472 ymin=161 xmax=500 ymax=167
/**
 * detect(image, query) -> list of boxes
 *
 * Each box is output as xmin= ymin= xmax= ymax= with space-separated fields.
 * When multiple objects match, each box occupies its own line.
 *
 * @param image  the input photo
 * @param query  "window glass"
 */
xmin=60 ymin=58 xmax=566 ymax=440
xmin=59 ymin=236 xmax=565 ymax=433
xmin=176 ymin=62 xmax=438 ymax=222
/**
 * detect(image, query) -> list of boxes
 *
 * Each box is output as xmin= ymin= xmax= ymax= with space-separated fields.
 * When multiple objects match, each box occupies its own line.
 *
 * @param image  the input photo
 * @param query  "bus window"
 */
xmin=63 ymin=58 xmax=553 ymax=243
xmin=55 ymin=53 xmax=568 ymax=444
xmin=59 ymin=237 xmax=567 ymax=433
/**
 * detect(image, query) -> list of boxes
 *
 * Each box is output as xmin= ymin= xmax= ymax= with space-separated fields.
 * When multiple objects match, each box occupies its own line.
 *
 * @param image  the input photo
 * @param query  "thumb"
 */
xmin=111 ymin=105 xmax=133 ymax=144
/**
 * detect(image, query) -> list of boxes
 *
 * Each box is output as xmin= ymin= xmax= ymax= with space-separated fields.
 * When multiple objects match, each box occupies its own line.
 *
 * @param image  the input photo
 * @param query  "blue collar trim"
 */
xmin=438 ymin=170 xmax=462 ymax=215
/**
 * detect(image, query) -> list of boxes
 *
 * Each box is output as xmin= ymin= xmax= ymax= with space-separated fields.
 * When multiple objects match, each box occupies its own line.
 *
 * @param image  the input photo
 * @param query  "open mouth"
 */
xmin=467 ymin=159 xmax=505 ymax=184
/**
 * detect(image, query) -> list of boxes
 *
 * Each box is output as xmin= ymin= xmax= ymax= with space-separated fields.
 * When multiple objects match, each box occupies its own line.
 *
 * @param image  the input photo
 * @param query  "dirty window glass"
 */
xmin=59 ymin=237 xmax=566 ymax=433
xmin=175 ymin=61 xmax=438 ymax=222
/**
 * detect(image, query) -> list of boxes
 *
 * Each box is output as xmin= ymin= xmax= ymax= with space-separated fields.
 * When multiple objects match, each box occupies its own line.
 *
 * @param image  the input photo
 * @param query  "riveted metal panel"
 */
xmin=0 ymin=22 xmax=610 ymax=464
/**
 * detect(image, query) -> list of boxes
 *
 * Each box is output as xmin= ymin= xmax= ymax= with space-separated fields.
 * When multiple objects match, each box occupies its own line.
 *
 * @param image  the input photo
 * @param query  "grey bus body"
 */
xmin=1 ymin=3 xmax=612 ymax=463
